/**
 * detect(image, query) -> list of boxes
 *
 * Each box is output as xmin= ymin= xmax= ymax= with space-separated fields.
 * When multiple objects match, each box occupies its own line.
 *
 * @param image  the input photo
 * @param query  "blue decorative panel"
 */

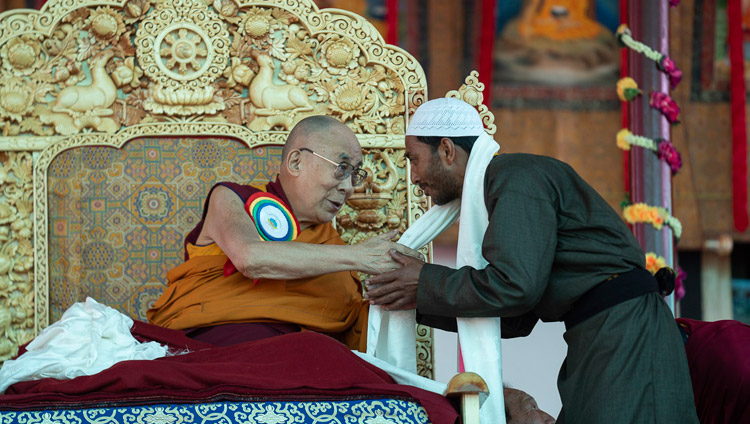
xmin=0 ymin=399 xmax=431 ymax=424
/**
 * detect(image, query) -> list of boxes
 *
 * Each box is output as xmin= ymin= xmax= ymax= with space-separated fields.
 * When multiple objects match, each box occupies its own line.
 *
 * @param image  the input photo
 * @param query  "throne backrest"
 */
xmin=0 ymin=0 xmax=432 ymax=371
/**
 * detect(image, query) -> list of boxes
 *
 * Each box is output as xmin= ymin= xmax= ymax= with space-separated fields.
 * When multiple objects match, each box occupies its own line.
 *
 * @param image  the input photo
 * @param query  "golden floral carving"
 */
xmin=338 ymin=149 xmax=405 ymax=243
xmin=86 ymin=7 xmax=126 ymax=45
xmin=0 ymin=77 xmax=36 ymax=124
xmin=319 ymin=35 xmax=360 ymax=75
xmin=239 ymin=7 xmax=275 ymax=40
xmin=0 ymin=152 xmax=35 ymax=362
xmin=1 ymin=35 xmax=44 ymax=76
xmin=135 ymin=0 xmax=230 ymax=115
xmin=0 ymin=0 xmax=425 ymax=135
xmin=224 ymin=59 xmax=254 ymax=87
xmin=124 ymin=0 xmax=152 ymax=23
xmin=0 ymin=0 xmax=431 ymax=369
xmin=446 ymin=70 xmax=497 ymax=136
xmin=112 ymin=57 xmax=143 ymax=88
xmin=214 ymin=0 xmax=240 ymax=22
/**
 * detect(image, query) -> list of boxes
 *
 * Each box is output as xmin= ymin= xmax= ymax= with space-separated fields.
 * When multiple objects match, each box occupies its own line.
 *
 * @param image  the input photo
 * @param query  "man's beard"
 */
xmin=426 ymin=155 xmax=461 ymax=206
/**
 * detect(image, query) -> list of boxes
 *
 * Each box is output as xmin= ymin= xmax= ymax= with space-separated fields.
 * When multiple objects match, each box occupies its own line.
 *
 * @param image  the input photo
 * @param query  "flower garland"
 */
xmin=616 ymin=78 xmax=680 ymax=124
xmin=616 ymin=129 xmax=682 ymax=175
xmin=616 ymin=77 xmax=642 ymax=101
xmin=644 ymin=254 xmax=685 ymax=300
xmin=616 ymin=25 xmax=682 ymax=88
xmin=649 ymin=91 xmax=680 ymax=124
xmin=675 ymin=266 xmax=686 ymax=301
xmin=645 ymin=252 xmax=667 ymax=275
xmin=623 ymin=202 xmax=683 ymax=240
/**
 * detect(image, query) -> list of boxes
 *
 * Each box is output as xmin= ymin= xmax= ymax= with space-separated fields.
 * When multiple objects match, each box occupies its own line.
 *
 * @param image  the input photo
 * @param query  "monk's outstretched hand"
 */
xmin=363 ymin=249 xmax=424 ymax=310
xmin=355 ymin=230 xmax=423 ymax=275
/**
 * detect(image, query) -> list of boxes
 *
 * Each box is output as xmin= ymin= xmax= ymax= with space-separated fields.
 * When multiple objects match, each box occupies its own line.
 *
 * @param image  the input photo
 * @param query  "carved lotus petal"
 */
xmin=390 ymin=117 xmax=405 ymax=134
xmin=280 ymin=61 xmax=297 ymax=75
xmin=336 ymin=83 xmax=364 ymax=111
xmin=8 ymin=43 xmax=36 ymax=69
xmin=213 ymin=0 xmax=238 ymax=18
xmin=124 ymin=0 xmax=150 ymax=20
xmin=326 ymin=41 xmax=354 ymax=67
xmin=293 ymin=65 xmax=309 ymax=81
xmin=245 ymin=16 xmax=270 ymax=38
xmin=240 ymin=8 xmax=274 ymax=39
xmin=0 ymin=307 xmax=11 ymax=329
xmin=112 ymin=65 xmax=134 ymax=87
xmin=86 ymin=7 xmax=126 ymax=42
xmin=320 ymin=37 xmax=360 ymax=75
xmin=94 ymin=14 xmax=118 ymax=36
xmin=0 ymin=203 xmax=12 ymax=223
xmin=231 ymin=63 xmax=254 ymax=86
xmin=4 ymin=91 xmax=30 ymax=114
xmin=1 ymin=36 xmax=43 ymax=75
xmin=0 ymin=77 xmax=34 ymax=123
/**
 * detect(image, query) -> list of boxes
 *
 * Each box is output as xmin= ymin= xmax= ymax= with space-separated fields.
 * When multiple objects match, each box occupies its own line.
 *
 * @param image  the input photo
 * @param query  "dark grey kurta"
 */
xmin=417 ymin=153 xmax=697 ymax=424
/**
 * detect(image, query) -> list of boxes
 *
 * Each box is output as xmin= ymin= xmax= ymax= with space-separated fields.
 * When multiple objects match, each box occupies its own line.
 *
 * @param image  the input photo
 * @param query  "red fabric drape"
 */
xmin=728 ymin=0 xmax=749 ymax=232
xmin=3 ymin=323 xmax=459 ymax=424
xmin=386 ymin=0 xmax=398 ymax=45
xmin=478 ymin=0 xmax=496 ymax=107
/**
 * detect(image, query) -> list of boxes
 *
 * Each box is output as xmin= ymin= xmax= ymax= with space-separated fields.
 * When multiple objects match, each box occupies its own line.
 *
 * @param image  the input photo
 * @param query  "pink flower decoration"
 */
xmin=658 ymin=56 xmax=683 ymax=89
xmin=669 ymin=0 xmax=681 ymax=7
xmin=675 ymin=266 xmax=686 ymax=302
xmin=649 ymin=91 xmax=681 ymax=124
xmin=657 ymin=140 xmax=682 ymax=175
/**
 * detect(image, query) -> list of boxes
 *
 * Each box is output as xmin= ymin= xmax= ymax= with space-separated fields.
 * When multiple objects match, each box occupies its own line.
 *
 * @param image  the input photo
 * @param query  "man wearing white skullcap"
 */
xmin=365 ymin=98 xmax=698 ymax=424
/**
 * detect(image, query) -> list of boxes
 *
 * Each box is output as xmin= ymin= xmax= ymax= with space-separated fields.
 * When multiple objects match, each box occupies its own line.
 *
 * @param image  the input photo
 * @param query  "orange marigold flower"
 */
xmin=645 ymin=252 xmax=667 ymax=274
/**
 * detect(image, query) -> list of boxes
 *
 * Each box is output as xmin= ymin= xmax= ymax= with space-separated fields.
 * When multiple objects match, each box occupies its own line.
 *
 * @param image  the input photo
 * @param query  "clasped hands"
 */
xmin=357 ymin=230 xmax=424 ymax=311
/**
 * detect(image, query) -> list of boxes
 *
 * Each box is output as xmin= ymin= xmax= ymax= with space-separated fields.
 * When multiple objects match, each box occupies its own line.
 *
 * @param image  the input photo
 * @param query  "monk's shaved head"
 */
xmin=282 ymin=115 xmax=354 ymax=162
xmin=278 ymin=115 xmax=362 ymax=230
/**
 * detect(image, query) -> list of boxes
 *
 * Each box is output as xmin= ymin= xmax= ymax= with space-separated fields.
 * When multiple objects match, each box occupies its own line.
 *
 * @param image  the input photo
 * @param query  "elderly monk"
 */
xmin=503 ymin=387 xmax=555 ymax=424
xmin=148 ymin=116 xmax=417 ymax=351
xmin=364 ymin=98 xmax=698 ymax=423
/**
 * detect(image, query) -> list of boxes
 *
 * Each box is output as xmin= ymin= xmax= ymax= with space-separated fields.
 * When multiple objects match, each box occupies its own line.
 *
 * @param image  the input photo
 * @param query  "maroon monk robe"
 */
xmin=677 ymin=318 xmax=750 ymax=424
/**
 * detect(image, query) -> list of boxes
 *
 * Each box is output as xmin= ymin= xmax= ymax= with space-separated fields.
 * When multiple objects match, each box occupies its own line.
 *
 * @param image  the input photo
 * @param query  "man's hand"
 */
xmin=355 ymin=230 xmax=424 ymax=274
xmin=363 ymin=249 xmax=425 ymax=310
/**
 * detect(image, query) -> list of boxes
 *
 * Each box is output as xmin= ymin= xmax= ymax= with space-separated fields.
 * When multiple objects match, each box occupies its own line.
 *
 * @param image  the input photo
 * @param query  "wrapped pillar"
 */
xmin=627 ymin=0 xmax=675 ymax=310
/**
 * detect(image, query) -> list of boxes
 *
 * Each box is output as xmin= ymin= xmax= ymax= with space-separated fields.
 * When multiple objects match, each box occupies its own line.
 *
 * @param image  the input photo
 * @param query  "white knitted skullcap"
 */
xmin=406 ymin=97 xmax=484 ymax=137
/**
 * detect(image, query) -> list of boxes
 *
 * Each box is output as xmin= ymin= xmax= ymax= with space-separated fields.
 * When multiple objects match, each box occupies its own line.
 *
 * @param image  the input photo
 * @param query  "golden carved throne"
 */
xmin=0 ymin=0 xmax=437 ymax=371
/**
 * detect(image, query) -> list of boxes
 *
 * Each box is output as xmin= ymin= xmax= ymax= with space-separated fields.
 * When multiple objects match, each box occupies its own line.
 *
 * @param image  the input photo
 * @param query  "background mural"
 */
xmin=691 ymin=0 xmax=750 ymax=101
xmin=493 ymin=0 xmax=621 ymax=108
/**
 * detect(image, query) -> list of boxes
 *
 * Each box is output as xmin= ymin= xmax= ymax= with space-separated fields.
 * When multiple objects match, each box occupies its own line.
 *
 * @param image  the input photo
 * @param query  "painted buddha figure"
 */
xmin=495 ymin=0 xmax=619 ymax=86
xmin=518 ymin=0 xmax=605 ymax=41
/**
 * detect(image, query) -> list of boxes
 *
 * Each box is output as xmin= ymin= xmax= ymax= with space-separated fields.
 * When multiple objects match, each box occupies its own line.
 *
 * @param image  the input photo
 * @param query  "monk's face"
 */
xmin=292 ymin=126 xmax=362 ymax=228
xmin=504 ymin=388 xmax=556 ymax=424
xmin=405 ymin=136 xmax=462 ymax=205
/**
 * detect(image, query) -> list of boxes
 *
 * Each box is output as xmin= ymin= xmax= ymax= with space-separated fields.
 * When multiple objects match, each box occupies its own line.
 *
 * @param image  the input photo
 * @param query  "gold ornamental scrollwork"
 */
xmin=445 ymin=70 xmax=497 ymax=136
xmin=0 ymin=151 xmax=35 ymax=362
xmin=136 ymin=0 xmax=230 ymax=115
xmin=0 ymin=0 xmax=427 ymax=136
xmin=338 ymin=148 xmax=406 ymax=244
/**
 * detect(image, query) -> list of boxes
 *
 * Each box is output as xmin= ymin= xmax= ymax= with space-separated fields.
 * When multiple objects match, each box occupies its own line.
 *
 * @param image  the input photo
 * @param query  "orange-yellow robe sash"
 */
xmin=147 ymin=222 xmax=368 ymax=351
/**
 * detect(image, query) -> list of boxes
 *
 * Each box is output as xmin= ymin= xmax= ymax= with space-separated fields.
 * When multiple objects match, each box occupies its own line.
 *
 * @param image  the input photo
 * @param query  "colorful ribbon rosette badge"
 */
xmin=245 ymin=192 xmax=300 ymax=242
xmin=223 ymin=192 xmax=300 ymax=277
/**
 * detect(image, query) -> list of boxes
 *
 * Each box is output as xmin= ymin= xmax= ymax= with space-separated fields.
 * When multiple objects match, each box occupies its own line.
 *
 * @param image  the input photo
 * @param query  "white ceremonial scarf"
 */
xmin=366 ymin=132 xmax=504 ymax=423
xmin=0 ymin=298 xmax=168 ymax=394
